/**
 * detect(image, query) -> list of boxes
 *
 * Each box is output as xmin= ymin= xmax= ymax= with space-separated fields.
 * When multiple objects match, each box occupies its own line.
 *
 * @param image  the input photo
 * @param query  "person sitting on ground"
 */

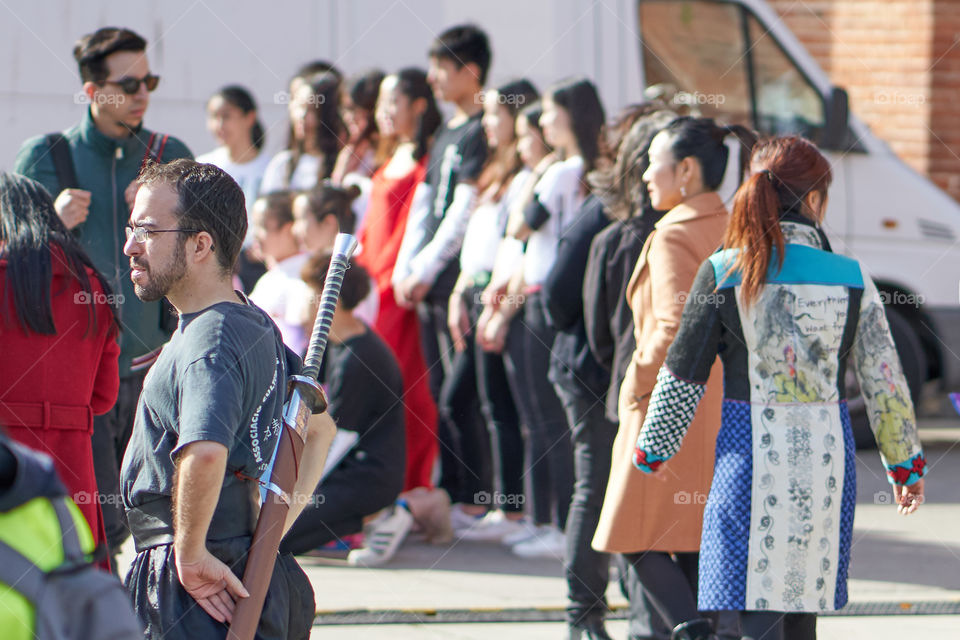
xmin=281 ymin=254 xmax=408 ymax=566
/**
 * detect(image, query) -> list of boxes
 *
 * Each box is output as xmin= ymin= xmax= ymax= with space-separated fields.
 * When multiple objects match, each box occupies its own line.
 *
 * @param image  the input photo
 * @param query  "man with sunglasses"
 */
xmin=13 ymin=27 xmax=192 ymax=571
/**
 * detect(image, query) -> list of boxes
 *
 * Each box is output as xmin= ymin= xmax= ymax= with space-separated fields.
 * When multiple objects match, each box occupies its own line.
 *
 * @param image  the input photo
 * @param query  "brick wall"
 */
xmin=770 ymin=0 xmax=960 ymax=201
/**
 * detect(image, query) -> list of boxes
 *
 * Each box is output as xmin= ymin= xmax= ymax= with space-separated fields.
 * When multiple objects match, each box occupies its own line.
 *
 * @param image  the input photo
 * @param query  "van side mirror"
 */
xmin=822 ymin=86 xmax=850 ymax=150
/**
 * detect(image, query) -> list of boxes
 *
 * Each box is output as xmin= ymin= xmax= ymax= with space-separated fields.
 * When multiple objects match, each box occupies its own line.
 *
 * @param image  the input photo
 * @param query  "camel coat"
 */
xmin=593 ymin=192 xmax=727 ymax=553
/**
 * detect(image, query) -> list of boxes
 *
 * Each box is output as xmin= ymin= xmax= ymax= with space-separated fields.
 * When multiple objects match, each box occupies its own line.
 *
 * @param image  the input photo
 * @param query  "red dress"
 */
xmin=0 ymin=252 xmax=120 ymax=549
xmin=358 ymin=158 xmax=439 ymax=490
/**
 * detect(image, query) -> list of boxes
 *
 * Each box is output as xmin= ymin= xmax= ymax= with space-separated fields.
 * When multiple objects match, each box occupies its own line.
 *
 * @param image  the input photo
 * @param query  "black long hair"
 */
xmin=287 ymin=72 xmax=344 ymax=185
xmin=213 ymin=85 xmax=265 ymax=151
xmin=394 ymin=68 xmax=442 ymax=161
xmin=546 ymin=77 xmax=606 ymax=173
xmin=659 ymin=116 xmax=757 ymax=191
xmin=0 ymin=173 xmax=117 ymax=335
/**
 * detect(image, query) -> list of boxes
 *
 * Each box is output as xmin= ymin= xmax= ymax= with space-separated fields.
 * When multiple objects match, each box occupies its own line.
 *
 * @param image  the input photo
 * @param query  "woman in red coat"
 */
xmin=0 ymin=172 xmax=119 ymax=552
xmin=358 ymin=69 xmax=442 ymax=492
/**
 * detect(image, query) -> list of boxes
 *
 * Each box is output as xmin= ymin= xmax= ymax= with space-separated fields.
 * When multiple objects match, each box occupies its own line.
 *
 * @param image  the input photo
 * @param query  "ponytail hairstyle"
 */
xmin=545 ymin=77 xmax=606 ymax=173
xmin=477 ymin=79 xmax=540 ymax=199
xmin=722 ymin=135 xmax=833 ymax=307
xmin=659 ymin=116 xmax=757 ymax=192
xmin=299 ymin=182 xmax=361 ymax=235
xmin=214 ymin=85 xmax=265 ymax=152
xmin=394 ymin=67 xmax=442 ymax=161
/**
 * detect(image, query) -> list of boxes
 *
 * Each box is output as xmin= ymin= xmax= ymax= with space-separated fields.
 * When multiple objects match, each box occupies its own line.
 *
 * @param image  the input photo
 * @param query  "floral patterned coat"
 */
xmin=633 ymin=219 xmax=926 ymax=612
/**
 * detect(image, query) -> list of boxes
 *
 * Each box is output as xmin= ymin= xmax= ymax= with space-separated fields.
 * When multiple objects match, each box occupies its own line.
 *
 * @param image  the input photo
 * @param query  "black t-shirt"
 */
xmin=418 ymin=112 xmax=488 ymax=301
xmin=321 ymin=327 xmax=405 ymax=490
xmin=121 ymin=297 xmax=298 ymax=510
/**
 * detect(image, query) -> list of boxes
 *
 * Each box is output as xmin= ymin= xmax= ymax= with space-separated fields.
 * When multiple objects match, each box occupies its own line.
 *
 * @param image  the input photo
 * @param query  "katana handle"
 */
xmin=302 ymin=233 xmax=358 ymax=381
xmin=227 ymin=233 xmax=357 ymax=640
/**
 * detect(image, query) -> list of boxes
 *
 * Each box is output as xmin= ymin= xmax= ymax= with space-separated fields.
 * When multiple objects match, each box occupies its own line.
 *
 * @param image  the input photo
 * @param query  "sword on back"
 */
xmin=228 ymin=233 xmax=358 ymax=640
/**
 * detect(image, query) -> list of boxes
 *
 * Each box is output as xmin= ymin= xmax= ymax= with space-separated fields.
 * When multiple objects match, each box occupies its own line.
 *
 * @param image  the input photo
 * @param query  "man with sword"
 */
xmin=119 ymin=159 xmax=336 ymax=639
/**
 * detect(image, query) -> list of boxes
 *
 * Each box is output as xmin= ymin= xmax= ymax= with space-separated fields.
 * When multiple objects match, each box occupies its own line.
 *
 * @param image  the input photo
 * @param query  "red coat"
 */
xmin=0 ymin=251 xmax=120 ymax=548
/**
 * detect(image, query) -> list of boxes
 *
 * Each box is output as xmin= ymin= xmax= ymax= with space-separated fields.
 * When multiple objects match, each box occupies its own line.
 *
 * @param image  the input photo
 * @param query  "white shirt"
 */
xmin=249 ymin=252 xmax=311 ymax=354
xmin=523 ymin=156 xmax=585 ymax=285
xmin=196 ymin=146 xmax=271 ymax=247
xmin=460 ymin=169 xmax=531 ymax=277
xmin=260 ymin=150 xmax=322 ymax=194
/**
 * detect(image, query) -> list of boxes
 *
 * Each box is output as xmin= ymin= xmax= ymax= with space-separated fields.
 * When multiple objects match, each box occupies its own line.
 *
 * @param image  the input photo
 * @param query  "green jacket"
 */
xmin=14 ymin=108 xmax=193 ymax=376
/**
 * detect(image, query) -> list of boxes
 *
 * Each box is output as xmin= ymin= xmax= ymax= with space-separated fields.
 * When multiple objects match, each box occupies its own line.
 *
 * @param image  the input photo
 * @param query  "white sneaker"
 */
xmin=347 ymin=501 xmax=413 ymax=567
xmin=511 ymin=525 xmax=566 ymax=559
xmin=449 ymin=504 xmax=486 ymax=533
xmin=459 ymin=510 xmax=531 ymax=542
xmin=502 ymin=521 xmax=543 ymax=546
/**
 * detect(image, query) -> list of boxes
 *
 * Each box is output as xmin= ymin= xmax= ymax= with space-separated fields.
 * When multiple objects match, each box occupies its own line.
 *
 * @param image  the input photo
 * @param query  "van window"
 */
xmin=638 ymin=1 xmax=825 ymax=142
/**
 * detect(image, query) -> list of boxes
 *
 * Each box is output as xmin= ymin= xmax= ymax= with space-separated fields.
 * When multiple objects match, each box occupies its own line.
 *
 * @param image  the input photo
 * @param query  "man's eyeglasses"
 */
xmin=104 ymin=74 xmax=160 ymax=95
xmin=125 ymin=224 xmax=200 ymax=244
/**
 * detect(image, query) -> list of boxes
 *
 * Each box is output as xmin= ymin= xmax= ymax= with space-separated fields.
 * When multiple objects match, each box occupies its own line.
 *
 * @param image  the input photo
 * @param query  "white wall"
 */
xmin=0 ymin=0 xmax=643 ymax=167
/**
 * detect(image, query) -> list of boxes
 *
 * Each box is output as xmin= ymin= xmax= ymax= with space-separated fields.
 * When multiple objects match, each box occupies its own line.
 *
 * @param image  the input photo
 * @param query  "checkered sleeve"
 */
xmin=634 ymin=366 xmax=706 ymax=473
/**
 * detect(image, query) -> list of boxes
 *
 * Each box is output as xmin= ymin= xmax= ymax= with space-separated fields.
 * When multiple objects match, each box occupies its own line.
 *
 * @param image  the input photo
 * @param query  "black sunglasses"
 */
xmin=104 ymin=74 xmax=160 ymax=95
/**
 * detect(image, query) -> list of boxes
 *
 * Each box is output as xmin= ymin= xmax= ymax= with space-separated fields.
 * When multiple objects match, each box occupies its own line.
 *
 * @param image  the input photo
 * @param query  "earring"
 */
xmin=680 ymin=185 xmax=687 ymax=198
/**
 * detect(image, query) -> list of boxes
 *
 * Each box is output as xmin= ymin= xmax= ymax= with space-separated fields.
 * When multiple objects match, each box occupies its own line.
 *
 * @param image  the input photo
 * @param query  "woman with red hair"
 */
xmin=633 ymin=136 xmax=926 ymax=640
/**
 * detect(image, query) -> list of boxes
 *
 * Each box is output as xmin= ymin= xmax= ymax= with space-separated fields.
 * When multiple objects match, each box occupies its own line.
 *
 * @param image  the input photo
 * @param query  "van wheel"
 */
xmin=848 ymin=307 xmax=927 ymax=449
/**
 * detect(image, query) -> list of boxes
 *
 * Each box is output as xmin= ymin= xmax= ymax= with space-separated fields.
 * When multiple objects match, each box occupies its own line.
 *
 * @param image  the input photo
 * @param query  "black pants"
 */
xmin=125 ymin=537 xmax=313 ymax=640
xmin=555 ymin=384 xmax=618 ymax=625
xmin=616 ymin=555 xmax=672 ymax=640
xmin=279 ymin=467 xmax=401 ymax=556
xmin=739 ymin=611 xmax=817 ymax=640
xmin=92 ymin=371 xmax=145 ymax=559
xmin=502 ymin=293 xmax=573 ymax=528
xmin=428 ymin=294 xmax=494 ymax=506
xmin=623 ymin=551 xmax=700 ymax=630
xmin=470 ymin=287 xmax=524 ymax=512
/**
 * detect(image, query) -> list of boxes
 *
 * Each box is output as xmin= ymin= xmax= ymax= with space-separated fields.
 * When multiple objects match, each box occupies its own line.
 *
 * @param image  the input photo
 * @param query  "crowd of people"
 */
xmin=0 ymin=22 xmax=928 ymax=640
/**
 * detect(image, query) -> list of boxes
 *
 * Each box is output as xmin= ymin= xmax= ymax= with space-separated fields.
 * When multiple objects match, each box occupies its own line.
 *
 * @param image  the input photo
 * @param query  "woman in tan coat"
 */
xmin=592 ymin=117 xmax=755 ymax=640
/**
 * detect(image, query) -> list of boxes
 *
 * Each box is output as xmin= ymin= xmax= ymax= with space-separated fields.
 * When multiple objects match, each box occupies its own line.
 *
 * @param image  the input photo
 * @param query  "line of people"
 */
xmin=0 ymin=21 xmax=928 ymax=640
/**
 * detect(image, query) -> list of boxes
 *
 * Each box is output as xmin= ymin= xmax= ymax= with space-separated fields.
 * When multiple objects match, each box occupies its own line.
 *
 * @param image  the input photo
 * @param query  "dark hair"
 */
xmin=588 ymin=105 xmax=677 ymax=221
xmin=287 ymin=72 xmax=344 ymax=185
xmin=73 ymin=27 xmax=147 ymax=84
xmin=428 ymin=24 xmax=492 ymax=86
xmin=292 ymin=60 xmax=343 ymax=85
xmin=138 ymin=159 xmax=247 ymax=273
xmin=546 ymin=78 xmax=606 ymax=174
xmin=659 ymin=116 xmax=757 ymax=191
xmin=0 ymin=173 xmax=117 ymax=335
xmin=213 ymin=85 xmax=265 ymax=151
xmin=343 ymin=69 xmax=385 ymax=145
xmin=254 ymin=190 xmax=294 ymax=228
xmin=301 ymin=251 xmax=371 ymax=312
xmin=520 ymin=102 xmax=546 ymax=138
xmin=298 ymin=183 xmax=360 ymax=235
xmin=477 ymin=79 xmax=540 ymax=198
xmin=723 ymin=136 xmax=832 ymax=306
xmin=394 ymin=68 xmax=442 ymax=161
